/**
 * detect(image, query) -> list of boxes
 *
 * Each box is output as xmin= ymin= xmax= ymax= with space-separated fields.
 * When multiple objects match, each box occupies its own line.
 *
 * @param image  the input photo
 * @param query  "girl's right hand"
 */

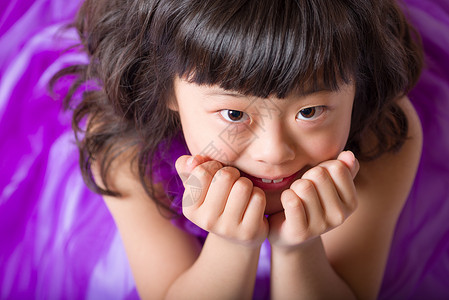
xmin=175 ymin=155 xmax=269 ymax=247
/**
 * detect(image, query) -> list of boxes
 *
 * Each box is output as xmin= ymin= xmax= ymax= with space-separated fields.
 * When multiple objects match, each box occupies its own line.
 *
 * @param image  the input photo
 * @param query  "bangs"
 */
xmin=173 ymin=0 xmax=359 ymax=98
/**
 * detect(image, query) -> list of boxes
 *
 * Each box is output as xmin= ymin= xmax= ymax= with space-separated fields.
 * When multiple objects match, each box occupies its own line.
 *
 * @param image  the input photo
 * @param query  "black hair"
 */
xmin=51 ymin=0 xmax=423 ymax=209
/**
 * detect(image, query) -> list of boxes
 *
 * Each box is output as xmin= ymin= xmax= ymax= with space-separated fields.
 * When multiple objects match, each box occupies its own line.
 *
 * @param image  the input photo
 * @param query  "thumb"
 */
xmin=337 ymin=151 xmax=359 ymax=179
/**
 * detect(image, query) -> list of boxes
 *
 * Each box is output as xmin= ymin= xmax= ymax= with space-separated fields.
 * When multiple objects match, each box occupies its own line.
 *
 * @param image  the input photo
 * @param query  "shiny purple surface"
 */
xmin=1 ymin=0 xmax=448 ymax=299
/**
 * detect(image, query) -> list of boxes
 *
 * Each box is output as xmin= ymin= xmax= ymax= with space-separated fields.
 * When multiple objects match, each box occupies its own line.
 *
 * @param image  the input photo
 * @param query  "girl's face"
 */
xmin=172 ymin=77 xmax=355 ymax=215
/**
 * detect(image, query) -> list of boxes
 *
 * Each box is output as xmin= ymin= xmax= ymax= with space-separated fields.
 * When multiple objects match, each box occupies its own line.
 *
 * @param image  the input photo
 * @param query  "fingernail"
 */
xmin=345 ymin=150 xmax=355 ymax=162
xmin=187 ymin=156 xmax=195 ymax=166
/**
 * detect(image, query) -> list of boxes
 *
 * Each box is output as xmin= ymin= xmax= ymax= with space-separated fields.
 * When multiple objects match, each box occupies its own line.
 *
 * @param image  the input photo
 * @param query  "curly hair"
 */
xmin=51 ymin=0 xmax=423 ymax=210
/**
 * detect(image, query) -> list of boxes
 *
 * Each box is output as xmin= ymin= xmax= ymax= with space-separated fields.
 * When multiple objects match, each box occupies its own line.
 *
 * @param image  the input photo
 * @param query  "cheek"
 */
xmin=303 ymin=124 xmax=351 ymax=162
xmin=188 ymin=138 xmax=241 ymax=165
xmin=181 ymin=119 xmax=241 ymax=165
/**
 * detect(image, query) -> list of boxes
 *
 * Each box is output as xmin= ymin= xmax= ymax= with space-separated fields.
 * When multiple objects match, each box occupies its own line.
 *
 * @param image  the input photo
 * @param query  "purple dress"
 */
xmin=1 ymin=0 xmax=449 ymax=299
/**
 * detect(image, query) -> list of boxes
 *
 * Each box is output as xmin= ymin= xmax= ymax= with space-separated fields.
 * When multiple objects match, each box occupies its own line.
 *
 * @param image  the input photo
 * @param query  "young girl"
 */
xmin=54 ymin=0 xmax=423 ymax=298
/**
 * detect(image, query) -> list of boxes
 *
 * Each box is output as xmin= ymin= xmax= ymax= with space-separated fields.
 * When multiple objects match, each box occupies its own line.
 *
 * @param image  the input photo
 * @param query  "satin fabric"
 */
xmin=1 ymin=0 xmax=448 ymax=299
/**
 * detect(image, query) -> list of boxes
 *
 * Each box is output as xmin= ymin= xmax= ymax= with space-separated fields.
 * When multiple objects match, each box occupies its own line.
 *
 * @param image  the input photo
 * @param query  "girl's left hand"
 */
xmin=268 ymin=151 xmax=359 ymax=250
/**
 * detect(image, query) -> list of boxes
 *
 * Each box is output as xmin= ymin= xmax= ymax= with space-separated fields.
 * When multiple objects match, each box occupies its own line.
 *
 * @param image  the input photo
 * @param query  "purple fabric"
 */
xmin=0 ymin=0 xmax=448 ymax=299
xmin=0 ymin=1 xmax=137 ymax=299
xmin=379 ymin=1 xmax=449 ymax=299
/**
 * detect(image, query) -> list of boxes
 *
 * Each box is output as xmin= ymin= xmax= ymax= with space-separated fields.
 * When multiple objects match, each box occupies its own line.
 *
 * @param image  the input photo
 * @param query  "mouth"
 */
xmin=240 ymin=171 xmax=301 ymax=191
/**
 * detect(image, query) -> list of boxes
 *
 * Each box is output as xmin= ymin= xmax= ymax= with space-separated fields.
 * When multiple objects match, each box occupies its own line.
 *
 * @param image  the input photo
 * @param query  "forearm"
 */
xmin=270 ymin=237 xmax=356 ymax=300
xmin=165 ymin=233 xmax=261 ymax=300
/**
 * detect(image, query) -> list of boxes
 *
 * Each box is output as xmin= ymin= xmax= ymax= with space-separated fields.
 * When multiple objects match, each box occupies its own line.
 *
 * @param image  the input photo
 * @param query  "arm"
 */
xmin=269 ymin=151 xmax=359 ymax=300
xmin=269 ymin=96 xmax=422 ymax=299
xmin=271 ymin=237 xmax=356 ymax=300
xmin=97 ymin=152 xmax=267 ymax=299
xmin=166 ymin=155 xmax=268 ymax=299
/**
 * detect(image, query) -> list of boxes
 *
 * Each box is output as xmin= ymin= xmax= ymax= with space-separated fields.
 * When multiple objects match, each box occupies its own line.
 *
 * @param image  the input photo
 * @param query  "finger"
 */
xmin=182 ymin=160 xmax=223 ymax=209
xmin=336 ymin=151 xmax=359 ymax=179
xmin=175 ymin=155 xmax=211 ymax=182
xmin=241 ymin=187 xmax=267 ymax=229
xmin=280 ymin=189 xmax=308 ymax=229
xmin=301 ymin=167 xmax=344 ymax=226
xmin=289 ymin=178 xmax=323 ymax=228
xmin=221 ymin=176 xmax=254 ymax=222
xmin=318 ymin=159 xmax=358 ymax=213
xmin=201 ymin=166 xmax=241 ymax=218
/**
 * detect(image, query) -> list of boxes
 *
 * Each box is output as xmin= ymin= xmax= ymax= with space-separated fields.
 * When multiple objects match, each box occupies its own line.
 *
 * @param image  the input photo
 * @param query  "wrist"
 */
xmin=206 ymin=232 xmax=264 ymax=252
xmin=270 ymin=236 xmax=322 ymax=256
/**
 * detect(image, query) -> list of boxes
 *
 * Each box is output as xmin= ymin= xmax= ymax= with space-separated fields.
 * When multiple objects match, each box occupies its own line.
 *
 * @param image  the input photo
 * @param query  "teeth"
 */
xmin=261 ymin=178 xmax=284 ymax=183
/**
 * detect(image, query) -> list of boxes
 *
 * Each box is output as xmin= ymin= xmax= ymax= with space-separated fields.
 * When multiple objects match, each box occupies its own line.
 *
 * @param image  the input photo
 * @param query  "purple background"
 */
xmin=1 ymin=0 xmax=448 ymax=299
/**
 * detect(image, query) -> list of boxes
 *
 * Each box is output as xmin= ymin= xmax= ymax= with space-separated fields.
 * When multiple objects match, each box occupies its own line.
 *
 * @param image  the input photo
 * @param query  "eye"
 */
xmin=219 ymin=110 xmax=250 ymax=123
xmin=296 ymin=106 xmax=325 ymax=121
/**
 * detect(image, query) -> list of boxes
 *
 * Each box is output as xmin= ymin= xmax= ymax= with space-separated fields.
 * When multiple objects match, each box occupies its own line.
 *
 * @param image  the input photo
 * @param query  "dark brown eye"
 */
xmin=300 ymin=107 xmax=315 ymax=118
xmin=220 ymin=110 xmax=249 ymax=123
xmin=296 ymin=106 xmax=325 ymax=120
xmin=228 ymin=110 xmax=244 ymax=121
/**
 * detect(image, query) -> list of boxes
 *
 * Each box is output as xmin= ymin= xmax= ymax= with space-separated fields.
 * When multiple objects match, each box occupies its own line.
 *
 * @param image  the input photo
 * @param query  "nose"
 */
xmin=248 ymin=122 xmax=295 ymax=165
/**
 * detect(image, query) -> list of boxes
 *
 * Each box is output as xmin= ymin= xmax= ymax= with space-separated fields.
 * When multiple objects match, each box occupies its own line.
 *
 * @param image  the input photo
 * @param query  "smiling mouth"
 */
xmin=240 ymin=171 xmax=301 ymax=191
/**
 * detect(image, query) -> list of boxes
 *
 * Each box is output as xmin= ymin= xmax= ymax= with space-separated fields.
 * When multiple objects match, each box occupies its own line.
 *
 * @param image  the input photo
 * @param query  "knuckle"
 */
xmin=215 ymin=166 xmax=239 ymax=182
xmin=330 ymin=210 xmax=346 ymax=226
xmin=233 ymin=177 xmax=254 ymax=194
xmin=207 ymin=159 xmax=224 ymax=169
xmin=304 ymin=166 xmax=328 ymax=182
xmin=197 ymin=160 xmax=223 ymax=178
xmin=282 ymin=193 xmax=302 ymax=208
xmin=251 ymin=186 xmax=265 ymax=202
xmin=280 ymin=189 xmax=296 ymax=204
xmin=290 ymin=179 xmax=314 ymax=194
xmin=193 ymin=164 xmax=214 ymax=181
xmin=328 ymin=161 xmax=348 ymax=177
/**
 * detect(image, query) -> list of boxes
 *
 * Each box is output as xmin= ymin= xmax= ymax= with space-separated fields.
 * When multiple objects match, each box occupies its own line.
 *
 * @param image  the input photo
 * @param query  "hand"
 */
xmin=175 ymin=155 xmax=269 ymax=247
xmin=268 ymin=151 xmax=359 ymax=250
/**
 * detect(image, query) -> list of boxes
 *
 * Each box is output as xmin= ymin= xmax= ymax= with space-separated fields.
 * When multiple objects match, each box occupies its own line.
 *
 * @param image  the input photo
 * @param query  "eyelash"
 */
xmin=219 ymin=110 xmax=250 ymax=123
xmin=218 ymin=106 xmax=326 ymax=124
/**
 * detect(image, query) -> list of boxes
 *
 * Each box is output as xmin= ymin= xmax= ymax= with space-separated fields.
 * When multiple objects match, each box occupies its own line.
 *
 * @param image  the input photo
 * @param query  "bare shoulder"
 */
xmin=322 ymin=96 xmax=422 ymax=299
xmin=356 ymin=96 xmax=422 ymax=211
xmin=91 ymin=149 xmax=201 ymax=299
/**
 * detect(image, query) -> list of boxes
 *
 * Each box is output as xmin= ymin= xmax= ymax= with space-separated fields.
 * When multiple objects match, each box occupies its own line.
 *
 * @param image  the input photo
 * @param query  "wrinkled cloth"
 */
xmin=0 ymin=0 xmax=448 ymax=299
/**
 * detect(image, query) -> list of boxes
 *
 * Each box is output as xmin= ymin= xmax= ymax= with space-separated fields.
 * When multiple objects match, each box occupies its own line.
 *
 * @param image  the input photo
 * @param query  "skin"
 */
xmin=172 ymin=77 xmax=358 ymax=245
xmin=97 ymin=77 xmax=422 ymax=299
xmin=171 ymin=77 xmax=356 ymax=216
